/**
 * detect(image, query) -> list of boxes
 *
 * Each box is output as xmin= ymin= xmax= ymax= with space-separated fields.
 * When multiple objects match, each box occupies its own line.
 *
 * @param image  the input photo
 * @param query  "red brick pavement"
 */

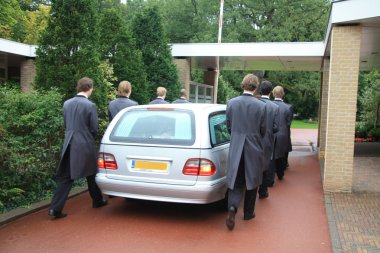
xmin=0 ymin=129 xmax=332 ymax=253
xmin=1 ymin=129 xmax=379 ymax=253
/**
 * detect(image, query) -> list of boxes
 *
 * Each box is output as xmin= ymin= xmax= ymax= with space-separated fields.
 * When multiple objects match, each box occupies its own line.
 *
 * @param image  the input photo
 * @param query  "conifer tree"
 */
xmin=98 ymin=8 xmax=149 ymax=104
xmin=132 ymin=6 xmax=181 ymax=102
xmin=34 ymin=0 xmax=107 ymax=110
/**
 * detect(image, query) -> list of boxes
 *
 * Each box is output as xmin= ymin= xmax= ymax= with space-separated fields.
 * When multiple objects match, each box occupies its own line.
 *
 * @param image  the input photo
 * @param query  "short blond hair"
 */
xmin=180 ymin=88 xmax=187 ymax=97
xmin=157 ymin=86 xmax=167 ymax=97
xmin=272 ymin=86 xmax=285 ymax=98
xmin=118 ymin=81 xmax=131 ymax=96
xmin=240 ymin=74 xmax=259 ymax=91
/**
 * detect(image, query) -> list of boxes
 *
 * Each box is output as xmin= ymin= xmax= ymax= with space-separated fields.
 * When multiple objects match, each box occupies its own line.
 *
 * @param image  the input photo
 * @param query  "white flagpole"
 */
xmin=217 ymin=0 xmax=224 ymax=44
xmin=214 ymin=0 xmax=224 ymax=103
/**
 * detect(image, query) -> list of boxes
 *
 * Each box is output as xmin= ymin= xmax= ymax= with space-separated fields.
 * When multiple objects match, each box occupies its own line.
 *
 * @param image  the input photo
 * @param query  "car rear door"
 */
xmin=199 ymin=110 xmax=230 ymax=181
xmin=101 ymin=108 xmax=201 ymax=186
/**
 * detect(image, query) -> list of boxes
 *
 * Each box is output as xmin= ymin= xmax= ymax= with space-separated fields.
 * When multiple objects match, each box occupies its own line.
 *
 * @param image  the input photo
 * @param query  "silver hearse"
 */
xmin=96 ymin=103 xmax=230 ymax=204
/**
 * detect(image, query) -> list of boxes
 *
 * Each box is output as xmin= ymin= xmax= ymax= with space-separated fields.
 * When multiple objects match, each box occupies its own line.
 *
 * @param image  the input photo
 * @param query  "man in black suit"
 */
xmin=258 ymin=81 xmax=279 ymax=198
xmin=149 ymin=87 xmax=169 ymax=104
xmin=108 ymin=80 xmax=138 ymax=122
xmin=272 ymin=86 xmax=293 ymax=181
xmin=172 ymin=89 xmax=190 ymax=103
xmin=225 ymin=74 xmax=267 ymax=230
xmin=49 ymin=77 xmax=107 ymax=219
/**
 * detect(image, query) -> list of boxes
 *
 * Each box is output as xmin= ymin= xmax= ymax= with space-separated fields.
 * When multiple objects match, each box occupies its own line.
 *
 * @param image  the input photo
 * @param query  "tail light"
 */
xmin=183 ymin=158 xmax=216 ymax=176
xmin=98 ymin=152 xmax=118 ymax=170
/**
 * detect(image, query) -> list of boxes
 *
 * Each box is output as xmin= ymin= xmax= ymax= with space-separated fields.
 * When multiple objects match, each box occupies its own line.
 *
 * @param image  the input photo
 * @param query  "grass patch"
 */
xmin=291 ymin=119 xmax=318 ymax=129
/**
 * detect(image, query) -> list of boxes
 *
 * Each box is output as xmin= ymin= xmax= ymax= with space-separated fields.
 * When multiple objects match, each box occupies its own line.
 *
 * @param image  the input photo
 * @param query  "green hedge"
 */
xmin=0 ymin=87 xmax=64 ymax=213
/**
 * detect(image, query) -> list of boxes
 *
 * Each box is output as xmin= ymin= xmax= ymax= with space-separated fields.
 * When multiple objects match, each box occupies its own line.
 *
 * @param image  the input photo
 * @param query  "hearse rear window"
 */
xmin=110 ymin=109 xmax=195 ymax=146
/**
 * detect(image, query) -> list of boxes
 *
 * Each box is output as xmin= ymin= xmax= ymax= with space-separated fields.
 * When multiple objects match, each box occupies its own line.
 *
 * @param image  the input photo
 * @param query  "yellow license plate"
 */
xmin=132 ymin=160 xmax=168 ymax=171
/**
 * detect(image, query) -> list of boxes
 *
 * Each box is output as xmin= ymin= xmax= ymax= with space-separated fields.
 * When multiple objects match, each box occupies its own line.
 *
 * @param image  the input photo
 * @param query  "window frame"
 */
xmin=208 ymin=110 xmax=230 ymax=147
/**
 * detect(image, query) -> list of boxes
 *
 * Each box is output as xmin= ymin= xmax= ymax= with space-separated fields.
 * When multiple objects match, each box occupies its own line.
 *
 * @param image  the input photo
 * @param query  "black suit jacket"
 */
xmin=108 ymin=96 xmax=138 ymax=122
xmin=149 ymin=97 xmax=169 ymax=104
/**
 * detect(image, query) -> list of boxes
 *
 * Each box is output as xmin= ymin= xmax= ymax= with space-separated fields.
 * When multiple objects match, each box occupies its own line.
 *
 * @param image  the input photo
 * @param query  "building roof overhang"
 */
xmin=172 ymin=42 xmax=325 ymax=71
xmin=0 ymin=38 xmax=36 ymax=58
xmin=0 ymin=0 xmax=379 ymax=72
xmin=324 ymin=0 xmax=380 ymax=71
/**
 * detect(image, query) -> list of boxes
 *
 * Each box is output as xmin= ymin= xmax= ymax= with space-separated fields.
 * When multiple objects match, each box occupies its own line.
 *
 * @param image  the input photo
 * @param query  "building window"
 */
xmin=189 ymin=81 xmax=213 ymax=103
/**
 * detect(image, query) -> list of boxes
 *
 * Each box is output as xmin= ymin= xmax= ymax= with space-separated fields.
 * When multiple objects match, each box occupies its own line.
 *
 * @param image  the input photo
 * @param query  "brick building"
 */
xmin=0 ymin=38 xmax=36 ymax=92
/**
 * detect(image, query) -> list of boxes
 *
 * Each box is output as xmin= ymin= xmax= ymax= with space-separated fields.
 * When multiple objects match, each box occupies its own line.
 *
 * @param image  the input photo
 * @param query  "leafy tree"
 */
xmin=132 ymin=6 xmax=181 ymax=102
xmin=23 ymin=4 xmax=50 ymax=44
xmin=217 ymin=75 xmax=240 ymax=104
xmin=98 ymin=8 xmax=149 ymax=104
xmin=159 ymin=0 xmax=220 ymax=43
xmin=0 ymin=0 xmax=26 ymax=41
xmin=221 ymin=0 xmax=329 ymax=43
xmin=34 ymin=0 xmax=108 ymax=110
xmin=157 ymin=0 xmax=328 ymax=116
xmin=358 ymin=71 xmax=380 ymax=128
xmin=266 ymin=71 xmax=320 ymax=119
xmin=18 ymin=0 xmax=51 ymax=11
xmin=100 ymin=0 xmax=124 ymax=9
xmin=159 ymin=0 xmax=329 ymax=43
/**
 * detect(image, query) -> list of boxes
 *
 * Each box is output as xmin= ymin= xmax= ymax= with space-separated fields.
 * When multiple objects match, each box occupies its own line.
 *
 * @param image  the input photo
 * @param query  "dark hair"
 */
xmin=240 ymin=74 xmax=259 ymax=91
xmin=260 ymin=80 xmax=273 ymax=95
xmin=76 ymin=77 xmax=94 ymax=92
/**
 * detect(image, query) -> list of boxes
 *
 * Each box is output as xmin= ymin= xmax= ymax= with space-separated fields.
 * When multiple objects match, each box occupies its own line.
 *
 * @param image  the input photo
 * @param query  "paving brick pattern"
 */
xmin=353 ymin=157 xmax=380 ymax=193
xmin=326 ymin=193 xmax=380 ymax=253
xmin=326 ymin=144 xmax=380 ymax=253
xmin=293 ymin=129 xmax=380 ymax=253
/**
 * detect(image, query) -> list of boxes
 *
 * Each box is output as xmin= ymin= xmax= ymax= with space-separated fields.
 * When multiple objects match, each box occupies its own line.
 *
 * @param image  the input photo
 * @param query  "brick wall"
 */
xmin=203 ymin=70 xmax=216 ymax=87
xmin=319 ymin=58 xmax=330 ymax=159
xmin=20 ymin=58 xmax=36 ymax=93
xmin=323 ymin=25 xmax=361 ymax=192
xmin=173 ymin=58 xmax=190 ymax=96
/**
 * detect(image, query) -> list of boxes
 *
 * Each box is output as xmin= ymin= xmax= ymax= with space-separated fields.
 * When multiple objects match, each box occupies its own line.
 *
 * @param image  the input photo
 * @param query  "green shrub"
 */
xmin=355 ymin=122 xmax=372 ymax=138
xmin=0 ymin=87 xmax=64 ymax=213
xmin=368 ymin=127 xmax=380 ymax=141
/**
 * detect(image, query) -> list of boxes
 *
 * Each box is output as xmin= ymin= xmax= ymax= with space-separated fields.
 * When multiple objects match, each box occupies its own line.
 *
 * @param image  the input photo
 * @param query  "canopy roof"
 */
xmin=172 ymin=42 xmax=325 ymax=71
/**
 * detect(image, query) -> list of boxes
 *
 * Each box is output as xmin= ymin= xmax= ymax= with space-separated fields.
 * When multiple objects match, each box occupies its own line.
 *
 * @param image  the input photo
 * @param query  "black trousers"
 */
xmin=259 ymin=157 xmax=276 ymax=194
xmin=228 ymin=152 xmax=258 ymax=217
xmin=275 ymin=157 xmax=287 ymax=179
xmin=285 ymin=151 xmax=290 ymax=168
xmin=50 ymin=145 xmax=103 ymax=212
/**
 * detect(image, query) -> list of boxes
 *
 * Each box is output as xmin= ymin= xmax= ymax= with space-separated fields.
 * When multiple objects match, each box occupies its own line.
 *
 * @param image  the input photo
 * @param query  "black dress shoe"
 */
xmin=226 ymin=206 xmax=236 ymax=231
xmin=259 ymin=192 xmax=269 ymax=199
xmin=243 ymin=212 xmax=256 ymax=221
xmin=93 ymin=199 xmax=108 ymax=208
xmin=48 ymin=209 xmax=67 ymax=219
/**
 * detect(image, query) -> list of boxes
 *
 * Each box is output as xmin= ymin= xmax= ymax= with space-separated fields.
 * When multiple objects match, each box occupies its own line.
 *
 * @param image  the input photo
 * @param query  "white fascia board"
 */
xmin=171 ymin=42 xmax=324 ymax=58
xmin=0 ymin=38 xmax=37 ymax=57
xmin=331 ymin=0 xmax=380 ymax=24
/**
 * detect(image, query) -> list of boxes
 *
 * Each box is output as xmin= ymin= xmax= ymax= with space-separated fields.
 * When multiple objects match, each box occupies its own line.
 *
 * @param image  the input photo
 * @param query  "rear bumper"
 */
xmin=96 ymin=173 xmax=227 ymax=204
